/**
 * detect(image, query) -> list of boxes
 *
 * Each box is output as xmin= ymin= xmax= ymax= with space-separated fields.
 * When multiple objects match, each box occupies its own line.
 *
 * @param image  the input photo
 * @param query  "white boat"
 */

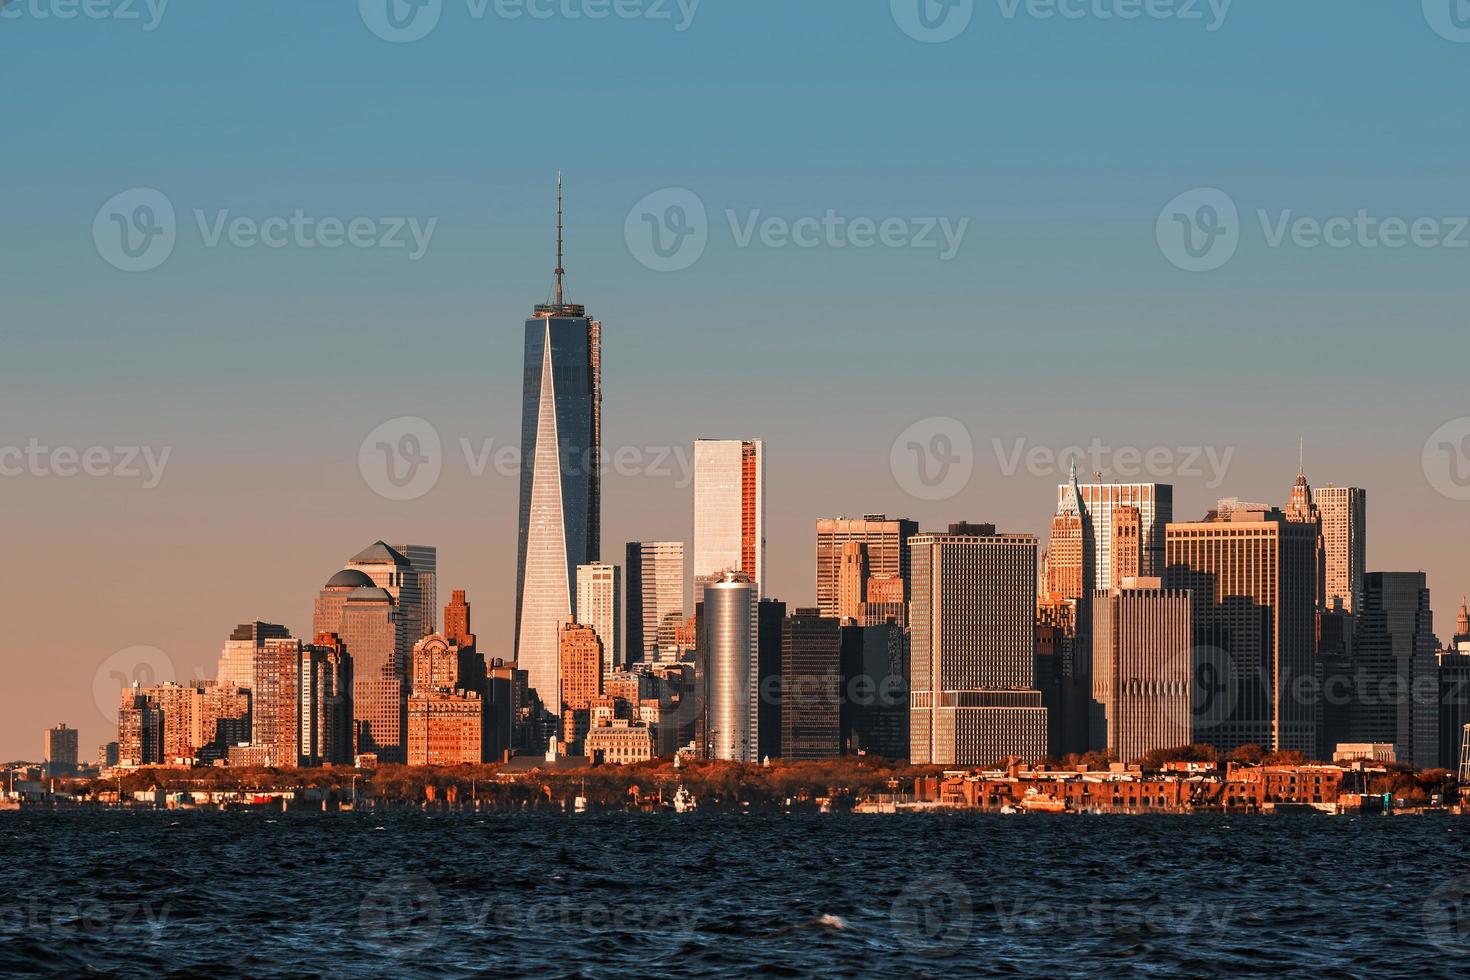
xmin=573 ymin=795 xmax=588 ymax=814
xmin=672 ymin=785 xmax=697 ymax=813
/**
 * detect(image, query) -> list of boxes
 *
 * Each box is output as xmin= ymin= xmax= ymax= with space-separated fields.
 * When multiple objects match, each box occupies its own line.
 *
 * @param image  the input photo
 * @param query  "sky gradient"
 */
xmin=3 ymin=1 xmax=1468 ymax=759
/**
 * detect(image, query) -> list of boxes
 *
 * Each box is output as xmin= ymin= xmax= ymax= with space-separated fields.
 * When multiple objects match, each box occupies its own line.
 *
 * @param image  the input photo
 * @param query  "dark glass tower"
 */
xmin=514 ymin=175 xmax=602 ymax=716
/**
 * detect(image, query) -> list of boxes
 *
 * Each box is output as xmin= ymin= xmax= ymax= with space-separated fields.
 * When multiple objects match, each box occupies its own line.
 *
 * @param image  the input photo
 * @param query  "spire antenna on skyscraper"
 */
xmin=555 ymin=171 xmax=566 ymax=307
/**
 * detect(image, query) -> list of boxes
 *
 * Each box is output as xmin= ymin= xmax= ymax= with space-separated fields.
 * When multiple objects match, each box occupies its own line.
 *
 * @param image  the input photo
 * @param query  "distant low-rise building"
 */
xmin=584 ymin=720 xmax=655 ymax=764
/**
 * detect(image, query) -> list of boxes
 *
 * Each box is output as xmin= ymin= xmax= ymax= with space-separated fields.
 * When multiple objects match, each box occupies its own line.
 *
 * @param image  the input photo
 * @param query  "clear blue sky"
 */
xmin=3 ymin=1 xmax=1468 ymax=758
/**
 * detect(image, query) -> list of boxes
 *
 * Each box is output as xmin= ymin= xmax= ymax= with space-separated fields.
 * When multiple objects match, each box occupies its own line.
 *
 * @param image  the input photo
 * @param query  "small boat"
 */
xmin=573 ymin=795 xmax=588 ymax=814
xmin=672 ymin=785 xmax=697 ymax=813
xmin=1019 ymin=788 xmax=1067 ymax=813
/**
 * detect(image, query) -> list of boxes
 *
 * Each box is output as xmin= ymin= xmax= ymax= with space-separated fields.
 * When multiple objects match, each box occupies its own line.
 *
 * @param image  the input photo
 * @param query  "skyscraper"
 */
xmin=348 ymin=542 xmax=422 ymax=643
xmin=625 ymin=541 xmax=685 ymax=665
xmin=444 ymin=590 xmax=475 ymax=650
xmin=1046 ymin=460 xmax=1093 ymax=601
xmin=300 ymin=635 xmax=352 ymax=767
xmin=815 ymin=515 xmax=918 ymax=620
xmin=1059 ymin=483 xmax=1174 ymax=586
xmin=340 ymin=586 xmax=407 ymax=763
xmin=1316 ymin=485 xmax=1367 ymax=613
xmin=1283 ymin=450 xmax=1326 ymax=609
xmin=252 ymin=636 xmax=303 ymax=767
xmin=390 ymin=544 xmax=439 ymax=637
xmin=1353 ymin=572 xmax=1439 ymax=769
xmin=1091 ymin=579 xmax=1195 ymax=763
xmin=781 ymin=610 xmax=843 ymax=760
xmin=576 ymin=562 xmax=622 ymax=674
xmin=43 ymin=724 xmax=78 ymax=776
xmin=515 ymin=176 xmax=602 ymax=713
xmin=908 ymin=530 xmax=1048 ymax=766
xmin=693 ymin=439 xmax=764 ymax=592
xmin=217 ymin=621 xmax=292 ymax=692
xmin=558 ymin=621 xmax=604 ymax=751
xmin=703 ymin=570 xmax=759 ymax=761
xmin=1164 ymin=505 xmax=1318 ymax=755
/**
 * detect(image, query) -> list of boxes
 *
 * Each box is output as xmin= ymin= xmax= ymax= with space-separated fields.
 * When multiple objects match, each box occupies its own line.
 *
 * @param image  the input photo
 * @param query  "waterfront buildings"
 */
xmin=1163 ymin=505 xmax=1318 ymax=755
xmin=625 ymin=541 xmax=685 ymax=665
xmin=781 ymin=610 xmax=843 ymax=760
xmin=515 ymin=179 xmax=602 ymax=715
xmin=407 ymin=689 xmax=484 ymax=766
xmin=43 ymin=724 xmax=78 ymax=776
xmin=703 ymin=570 xmax=760 ymax=761
xmin=1091 ymin=579 xmax=1195 ymax=763
xmin=577 ymin=562 xmax=622 ymax=675
xmin=693 ymin=440 xmax=765 ymax=593
xmin=908 ymin=529 xmax=1048 ymax=766
xmin=584 ymin=720 xmax=656 ymax=764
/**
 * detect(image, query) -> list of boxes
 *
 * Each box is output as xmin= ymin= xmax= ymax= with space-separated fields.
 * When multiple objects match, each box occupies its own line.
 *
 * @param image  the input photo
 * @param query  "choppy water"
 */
xmin=2 ymin=811 xmax=1468 ymax=977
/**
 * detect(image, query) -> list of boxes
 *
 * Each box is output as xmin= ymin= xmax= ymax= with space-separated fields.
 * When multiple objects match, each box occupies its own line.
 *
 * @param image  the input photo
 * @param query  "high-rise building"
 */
xmin=1353 ymin=572 xmax=1439 ymax=769
xmin=97 ymin=742 xmax=119 ymax=769
xmin=693 ymin=440 xmax=764 ymax=592
xmin=193 ymin=682 xmax=250 ymax=763
xmin=146 ymin=682 xmax=199 ymax=763
xmin=1046 ymin=460 xmax=1093 ymax=601
xmin=625 ymin=541 xmax=685 ymax=665
xmin=252 ymin=636 xmax=303 ymax=767
xmin=841 ymin=621 xmax=908 ymax=760
xmin=1111 ymin=506 xmax=1142 ymax=588
xmin=407 ymin=689 xmax=484 ymax=766
xmin=703 ymin=570 xmax=759 ymax=761
xmin=515 ymin=177 xmax=602 ymax=714
xmin=1283 ymin=452 xmax=1327 ymax=609
xmin=300 ymin=635 xmax=352 ymax=767
xmin=577 ymin=562 xmax=622 ymax=674
xmin=908 ymin=530 xmax=1048 ymax=766
xmin=340 ymin=586 xmax=407 ymax=763
xmin=445 ymin=590 xmax=475 ymax=650
xmin=815 ymin=515 xmax=918 ymax=621
xmin=781 ymin=610 xmax=843 ymax=760
xmin=1060 ymin=483 xmax=1173 ymax=586
xmin=216 ymin=621 xmax=292 ymax=692
xmin=1316 ymin=486 xmax=1367 ymax=613
xmin=390 ymin=544 xmax=439 ymax=637
xmin=1164 ymin=505 xmax=1318 ymax=755
xmin=1091 ymin=579 xmax=1195 ymax=764
xmin=347 ymin=542 xmax=422 ymax=643
xmin=1438 ymin=644 xmax=1470 ymax=772
xmin=43 ymin=724 xmax=78 ymax=776
xmin=558 ymin=621 xmax=603 ymax=751
xmin=757 ymin=598 xmax=787 ymax=761
xmin=836 ymin=542 xmax=867 ymax=624
xmin=117 ymin=684 xmax=163 ymax=767
xmin=1456 ymin=597 xmax=1470 ymax=646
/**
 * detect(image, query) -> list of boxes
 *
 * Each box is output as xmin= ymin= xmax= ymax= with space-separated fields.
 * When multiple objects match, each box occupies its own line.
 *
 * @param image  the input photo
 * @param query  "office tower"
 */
xmin=837 ymin=542 xmax=867 ymax=623
xmin=340 ymin=586 xmax=407 ymax=763
xmin=1164 ymin=505 xmax=1318 ymax=755
xmin=693 ymin=440 xmax=765 ymax=592
xmin=445 ymin=590 xmax=475 ymax=649
xmin=625 ymin=542 xmax=685 ymax=665
xmin=117 ymin=685 xmax=163 ymax=767
xmin=558 ymin=622 xmax=603 ymax=750
xmin=407 ymin=688 xmax=485 ymax=766
xmin=252 ymin=636 xmax=303 ymax=767
xmin=1034 ymin=596 xmax=1076 ymax=757
xmin=314 ymin=568 xmax=375 ymax=637
xmin=1283 ymin=453 xmax=1327 ymax=609
xmin=864 ymin=576 xmax=907 ymax=628
xmin=515 ymin=177 xmax=602 ymax=716
xmin=757 ymin=598 xmax=787 ymax=760
xmin=348 ymin=541 xmax=422 ymax=643
xmin=1439 ymin=644 xmax=1470 ymax=771
xmin=1111 ymin=506 xmax=1142 ymax=587
xmin=1091 ymin=579 xmax=1195 ymax=764
xmin=842 ymin=620 xmax=908 ymax=759
xmin=1316 ymin=486 xmax=1366 ymax=613
xmin=780 ymin=610 xmax=843 ymax=760
xmin=1060 ymin=482 xmax=1173 ymax=585
xmin=1046 ymin=460 xmax=1094 ymax=601
xmin=300 ymin=636 xmax=352 ymax=767
xmin=217 ymin=621 xmax=292 ymax=692
xmin=485 ymin=658 xmax=524 ymax=762
xmin=908 ymin=530 xmax=1048 ymax=766
xmin=1353 ymin=573 xmax=1439 ymax=769
xmin=410 ymin=633 xmax=483 ymax=695
xmin=703 ymin=571 xmax=759 ymax=761
xmin=43 ymin=724 xmax=78 ymax=776
xmin=815 ymin=515 xmax=918 ymax=620
xmin=577 ymin=562 xmax=622 ymax=674
xmin=391 ymin=544 xmax=439 ymax=637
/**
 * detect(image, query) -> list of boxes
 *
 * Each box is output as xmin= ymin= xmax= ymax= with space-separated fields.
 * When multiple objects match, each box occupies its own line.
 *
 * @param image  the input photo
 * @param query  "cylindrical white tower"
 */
xmin=704 ymin=570 xmax=758 ymax=762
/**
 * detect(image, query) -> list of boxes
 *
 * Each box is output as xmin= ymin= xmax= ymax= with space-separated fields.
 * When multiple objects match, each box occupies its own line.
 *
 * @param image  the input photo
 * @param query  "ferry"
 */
xmin=1018 ymin=788 xmax=1068 ymax=813
xmin=672 ymin=785 xmax=697 ymax=813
